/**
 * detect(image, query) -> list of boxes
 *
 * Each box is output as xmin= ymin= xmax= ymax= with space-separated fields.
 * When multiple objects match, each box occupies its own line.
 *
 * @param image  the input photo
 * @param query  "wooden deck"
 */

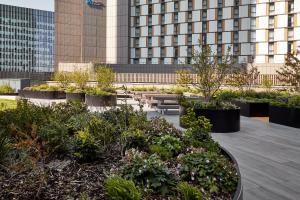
xmin=147 ymin=112 xmax=300 ymax=200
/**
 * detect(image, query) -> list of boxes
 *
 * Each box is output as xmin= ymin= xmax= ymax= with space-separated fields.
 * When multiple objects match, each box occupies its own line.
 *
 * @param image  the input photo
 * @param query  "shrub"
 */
xmin=85 ymin=87 xmax=115 ymax=96
xmin=150 ymin=135 xmax=183 ymax=160
xmin=71 ymin=70 xmax=89 ymax=90
xmin=0 ymin=132 xmax=10 ymax=164
xmin=0 ymin=84 xmax=15 ymax=93
xmin=121 ymin=129 xmax=147 ymax=152
xmin=176 ymin=69 xmax=193 ymax=88
xmin=288 ymin=95 xmax=300 ymax=108
xmin=121 ymin=154 xmax=176 ymax=195
xmin=179 ymin=152 xmax=238 ymax=194
xmin=96 ymin=65 xmax=115 ymax=89
xmin=176 ymin=182 xmax=202 ymax=200
xmin=74 ymin=130 xmax=99 ymax=162
xmin=105 ymin=176 xmax=142 ymax=200
xmin=38 ymin=119 xmax=73 ymax=155
xmin=53 ymin=71 xmax=72 ymax=88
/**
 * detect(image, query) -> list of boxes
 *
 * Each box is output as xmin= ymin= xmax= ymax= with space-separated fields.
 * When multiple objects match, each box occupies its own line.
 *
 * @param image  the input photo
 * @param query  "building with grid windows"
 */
xmin=130 ymin=0 xmax=300 ymax=70
xmin=0 ymin=4 xmax=54 ymax=72
xmin=54 ymin=0 xmax=300 ymax=74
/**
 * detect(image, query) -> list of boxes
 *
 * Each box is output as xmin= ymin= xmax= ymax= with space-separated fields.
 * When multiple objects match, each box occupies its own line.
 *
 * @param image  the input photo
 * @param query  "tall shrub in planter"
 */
xmin=53 ymin=71 xmax=72 ymax=89
xmin=277 ymin=53 xmax=300 ymax=92
xmin=72 ymin=70 xmax=89 ymax=90
xmin=180 ymin=45 xmax=240 ymax=133
xmin=96 ymin=65 xmax=115 ymax=90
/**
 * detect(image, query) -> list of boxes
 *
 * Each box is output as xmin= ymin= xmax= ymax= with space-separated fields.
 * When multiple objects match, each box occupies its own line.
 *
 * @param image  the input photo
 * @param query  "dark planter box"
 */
xmin=269 ymin=105 xmax=300 ymax=128
xmin=232 ymin=100 xmax=269 ymax=117
xmin=221 ymin=147 xmax=243 ymax=200
xmin=66 ymin=92 xmax=85 ymax=102
xmin=194 ymin=108 xmax=240 ymax=133
xmin=0 ymin=93 xmax=18 ymax=96
xmin=19 ymin=90 xmax=66 ymax=99
xmin=85 ymin=94 xmax=117 ymax=107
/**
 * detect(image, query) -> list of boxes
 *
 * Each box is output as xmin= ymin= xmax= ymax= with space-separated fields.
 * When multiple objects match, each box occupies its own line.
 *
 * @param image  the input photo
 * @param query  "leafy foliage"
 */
xmin=71 ymin=70 xmax=90 ymax=90
xmin=192 ymin=45 xmax=234 ymax=101
xmin=52 ymin=71 xmax=72 ymax=88
xmin=179 ymin=152 xmax=238 ymax=194
xmin=176 ymin=69 xmax=194 ymax=88
xmin=96 ymin=65 xmax=115 ymax=89
xmin=0 ymin=84 xmax=15 ymax=93
xmin=0 ymin=131 xmax=10 ymax=164
xmin=176 ymin=182 xmax=203 ymax=200
xmin=150 ymin=135 xmax=183 ymax=160
xmin=105 ymin=176 xmax=142 ymax=200
xmin=277 ymin=53 xmax=300 ymax=92
xmin=121 ymin=129 xmax=147 ymax=152
xmin=121 ymin=153 xmax=176 ymax=195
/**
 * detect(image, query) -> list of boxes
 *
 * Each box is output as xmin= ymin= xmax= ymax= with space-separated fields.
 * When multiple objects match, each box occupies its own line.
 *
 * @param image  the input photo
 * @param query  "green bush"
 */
xmin=105 ymin=176 xmax=142 ymax=200
xmin=53 ymin=71 xmax=72 ymax=88
xmin=74 ymin=130 xmax=99 ymax=162
xmin=121 ymin=129 xmax=147 ymax=152
xmin=71 ymin=70 xmax=89 ymax=90
xmin=288 ymin=95 xmax=300 ymax=108
xmin=25 ymin=84 xmax=62 ymax=91
xmin=96 ymin=65 xmax=115 ymax=89
xmin=85 ymin=87 xmax=115 ymax=96
xmin=150 ymin=135 xmax=183 ymax=160
xmin=179 ymin=152 xmax=238 ymax=194
xmin=176 ymin=182 xmax=202 ymax=200
xmin=0 ymin=132 xmax=10 ymax=164
xmin=121 ymin=154 xmax=176 ymax=195
xmin=0 ymin=84 xmax=15 ymax=94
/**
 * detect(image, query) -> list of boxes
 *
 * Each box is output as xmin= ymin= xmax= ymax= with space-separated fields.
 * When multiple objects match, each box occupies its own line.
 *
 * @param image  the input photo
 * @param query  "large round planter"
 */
xmin=232 ymin=100 xmax=269 ymax=117
xmin=269 ymin=105 xmax=300 ymax=128
xmin=194 ymin=108 xmax=240 ymax=133
xmin=221 ymin=147 xmax=243 ymax=200
xmin=66 ymin=92 xmax=85 ymax=103
xmin=19 ymin=90 xmax=66 ymax=99
xmin=85 ymin=94 xmax=117 ymax=107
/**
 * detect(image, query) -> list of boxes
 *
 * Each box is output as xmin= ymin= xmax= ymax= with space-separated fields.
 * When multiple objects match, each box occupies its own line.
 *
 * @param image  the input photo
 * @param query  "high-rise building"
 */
xmin=55 ymin=0 xmax=300 ymax=73
xmin=54 ymin=0 xmax=107 ymax=69
xmin=0 ymin=4 xmax=54 ymax=72
xmin=129 ymin=0 xmax=300 ymax=68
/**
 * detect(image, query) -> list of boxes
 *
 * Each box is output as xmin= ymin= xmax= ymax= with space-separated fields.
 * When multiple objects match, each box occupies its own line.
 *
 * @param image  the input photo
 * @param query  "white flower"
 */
xmin=206 ymin=159 xmax=210 ymax=163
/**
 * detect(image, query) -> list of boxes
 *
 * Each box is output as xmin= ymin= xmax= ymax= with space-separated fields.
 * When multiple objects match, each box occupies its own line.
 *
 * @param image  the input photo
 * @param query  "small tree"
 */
xmin=277 ymin=53 xmax=300 ymax=92
xmin=96 ymin=65 xmax=115 ymax=89
xmin=176 ymin=69 xmax=194 ymax=88
xmin=53 ymin=71 xmax=71 ymax=88
xmin=261 ymin=76 xmax=273 ymax=92
xmin=226 ymin=62 xmax=260 ymax=92
xmin=71 ymin=70 xmax=89 ymax=90
xmin=192 ymin=45 xmax=234 ymax=101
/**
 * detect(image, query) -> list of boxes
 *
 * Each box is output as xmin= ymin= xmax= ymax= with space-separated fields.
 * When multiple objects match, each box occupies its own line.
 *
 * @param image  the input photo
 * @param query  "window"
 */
xmin=218 ymin=0 xmax=223 ymax=7
xmin=269 ymin=16 xmax=274 ymax=28
xmin=188 ymin=23 xmax=192 ymax=33
xmin=217 ymin=33 xmax=222 ymax=43
xmin=161 ymin=47 xmax=165 ymax=57
xmin=251 ymin=5 xmax=256 ymax=17
xmin=269 ymin=30 xmax=274 ymax=41
xmin=288 ymin=1 xmax=294 ymax=13
xmin=135 ymin=17 xmax=140 ymax=26
xmin=148 ymin=48 xmax=153 ymax=58
xmin=251 ymin=19 xmax=256 ymax=29
xmin=202 ymin=10 xmax=207 ymax=21
xmin=234 ymin=32 xmax=239 ymax=43
xmin=187 ymin=46 xmax=192 ymax=57
xmin=269 ymin=3 xmax=275 ymax=15
xmin=218 ymin=8 xmax=223 ymax=20
xmin=288 ymin=28 xmax=294 ymax=40
xmin=135 ymin=27 xmax=140 ymax=37
xmin=148 ymin=37 xmax=152 ymax=46
xmin=161 ymin=25 xmax=165 ymax=35
xmin=188 ymin=11 xmax=192 ymax=21
xmin=234 ymin=44 xmax=239 ymax=54
xmin=234 ymin=19 xmax=239 ymax=30
xmin=135 ymin=38 xmax=139 ymax=47
xmin=268 ymin=55 xmax=274 ymax=63
xmin=136 ymin=6 xmax=140 ymax=15
xmin=174 ymin=35 xmax=178 ymax=46
xmin=161 ymin=36 xmax=165 ymax=46
xmin=174 ymin=2 xmax=179 ymax=12
xmin=188 ymin=34 xmax=192 ymax=45
xmin=161 ymin=3 xmax=165 ymax=13
xmin=148 ymin=16 xmax=152 ymax=25
xmin=188 ymin=0 xmax=193 ymax=10
xmin=148 ymin=5 xmax=152 ymax=14
xmin=203 ymin=0 xmax=207 ymax=8
xmin=174 ymin=24 xmax=179 ymax=34
xmin=174 ymin=13 xmax=178 ymax=23
xmin=234 ymin=7 xmax=239 ymax=18
xmin=250 ymin=31 xmax=256 ymax=42
xmin=148 ymin=26 xmax=152 ymax=36
xmin=250 ymin=44 xmax=256 ymax=55
xmin=269 ymin=43 xmax=274 ymax=54
xmin=161 ymin=14 xmax=165 ymax=24
xmin=174 ymin=47 xmax=179 ymax=57
xmin=202 ymin=22 xmax=207 ymax=32
xmin=202 ymin=33 xmax=207 ymax=44
xmin=217 ymin=44 xmax=222 ymax=54
xmin=288 ymin=41 xmax=293 ymax=53
xmin=217 ymin=20 xmax=222 ymax=32
xmin=288 ymin=15 xmax=294 ymax=27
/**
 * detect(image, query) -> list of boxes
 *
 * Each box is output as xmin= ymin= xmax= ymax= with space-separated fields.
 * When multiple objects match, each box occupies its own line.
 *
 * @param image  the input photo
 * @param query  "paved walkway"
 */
xmin=147 ymin=112 xmax=300 ymax=200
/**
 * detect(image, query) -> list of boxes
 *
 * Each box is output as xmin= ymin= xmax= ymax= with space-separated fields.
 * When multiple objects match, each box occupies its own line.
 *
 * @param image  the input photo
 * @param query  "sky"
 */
xmin=0 ymin=0 xmax=54 ymax=11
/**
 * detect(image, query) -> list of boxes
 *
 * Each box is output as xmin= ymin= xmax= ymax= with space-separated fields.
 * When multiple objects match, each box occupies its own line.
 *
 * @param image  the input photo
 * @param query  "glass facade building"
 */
xmin=0 ymin=4 xmax=54 ymax=72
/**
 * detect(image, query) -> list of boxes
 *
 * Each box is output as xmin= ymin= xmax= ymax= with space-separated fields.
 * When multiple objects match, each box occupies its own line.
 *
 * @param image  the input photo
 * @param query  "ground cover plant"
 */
xmin=0 ymin=99 xmax=17 ymax=111
xmin=0 ymin=85 xmax=15 ymax=94
xmin=0 ymin=100 xmax=238 ymax=199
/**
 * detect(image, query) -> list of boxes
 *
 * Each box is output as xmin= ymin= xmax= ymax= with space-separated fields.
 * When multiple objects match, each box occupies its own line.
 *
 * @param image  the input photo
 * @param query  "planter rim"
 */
xmin=85 ymin=94 xmax=117 ymax=97
xmin=220 ymin=146 xmax=243 ymax=200
xmin=270 ymin=104 xmax=300 ymax=110
xmin=194 ymin=107 xmax=240 ymax=111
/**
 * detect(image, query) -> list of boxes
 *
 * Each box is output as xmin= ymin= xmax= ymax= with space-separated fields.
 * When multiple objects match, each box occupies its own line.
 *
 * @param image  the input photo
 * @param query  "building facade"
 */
xmin=55 ymin=0 xmax=107 ymax=69
xmin=54 ymin=0 xmax=300 ymax=74
xmin=0 ymin=4 xmax=54 ymax=72
xmin=130 ymin=0 xmax=300 ymax=69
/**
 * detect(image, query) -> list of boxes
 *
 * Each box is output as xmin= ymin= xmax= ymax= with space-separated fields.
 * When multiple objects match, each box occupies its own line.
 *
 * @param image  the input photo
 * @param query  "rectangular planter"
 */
xmin=269 ymin=105 xmax=300 ymax=128
xmin=231 ymin=100 xmax=269 ymax=117
xmin=85 ymin=94 xmax=117 ymax=107
xmin=19 ymin=90 xmax=66 ymax=99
